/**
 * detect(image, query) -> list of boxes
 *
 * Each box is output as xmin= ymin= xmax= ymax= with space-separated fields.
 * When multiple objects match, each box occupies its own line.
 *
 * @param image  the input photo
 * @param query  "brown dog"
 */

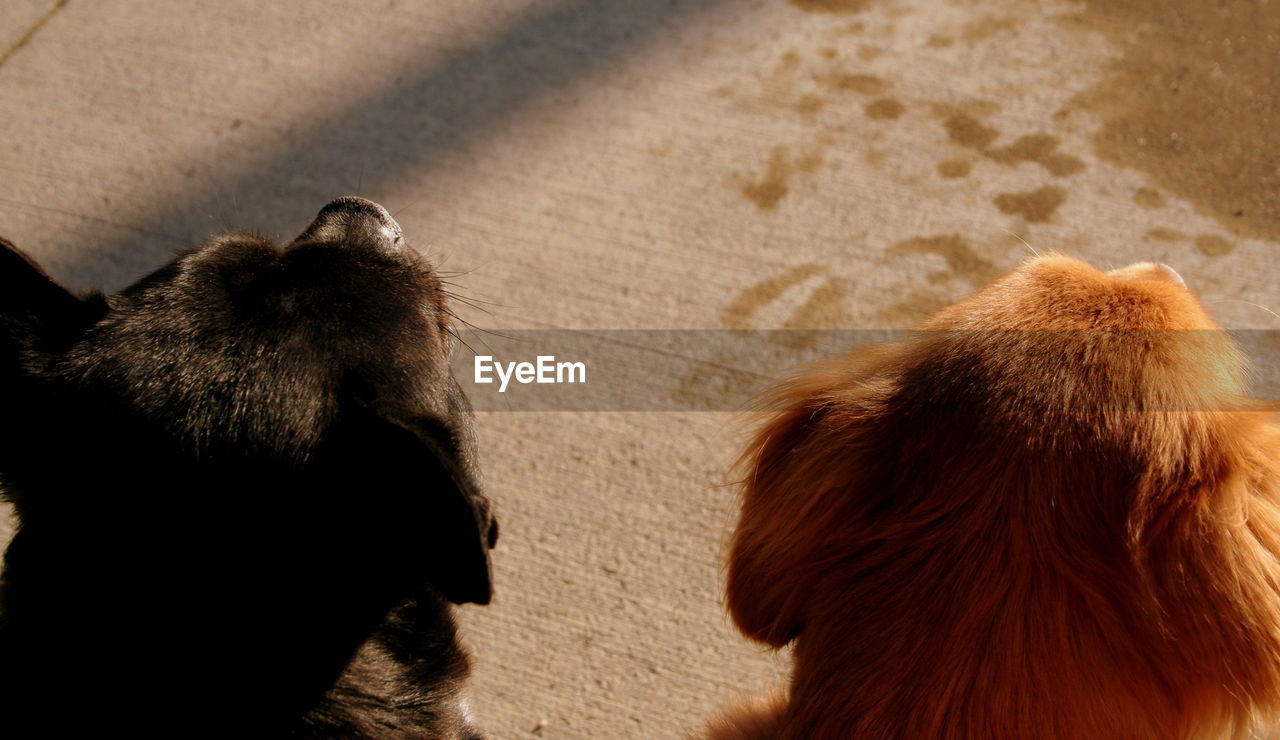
xmin=709 ymin=256 xmax=1280 ymax=738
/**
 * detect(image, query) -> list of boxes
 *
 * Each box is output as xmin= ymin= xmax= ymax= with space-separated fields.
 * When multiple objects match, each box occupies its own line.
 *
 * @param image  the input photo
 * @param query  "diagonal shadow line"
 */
xmin=46 ymin=0 xmax=742 ymax=288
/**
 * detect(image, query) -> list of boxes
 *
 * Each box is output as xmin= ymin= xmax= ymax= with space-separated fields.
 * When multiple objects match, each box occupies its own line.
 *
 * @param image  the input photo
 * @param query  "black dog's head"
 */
xmin=0 ymin=197 xmax=496 ymax=725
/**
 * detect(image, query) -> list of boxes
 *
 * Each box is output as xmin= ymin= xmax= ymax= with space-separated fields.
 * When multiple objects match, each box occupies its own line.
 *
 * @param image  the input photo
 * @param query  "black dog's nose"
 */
xmin=293 ymin=196 xmax=403 ymax=247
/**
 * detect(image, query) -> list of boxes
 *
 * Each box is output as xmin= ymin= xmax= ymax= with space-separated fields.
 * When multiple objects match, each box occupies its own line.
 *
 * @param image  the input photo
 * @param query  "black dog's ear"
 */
xmin=342 ymin=403 xmax=497 ymax=606
xmin=0 ymin=237 xmax=104 ymax=367
xmin=383 ymin=412 xmax=496 ymax=605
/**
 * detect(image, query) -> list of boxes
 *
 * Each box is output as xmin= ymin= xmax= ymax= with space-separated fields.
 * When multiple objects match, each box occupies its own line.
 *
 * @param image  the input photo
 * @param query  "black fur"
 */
xmin=0 ymin=197 xmax=496 ymax=738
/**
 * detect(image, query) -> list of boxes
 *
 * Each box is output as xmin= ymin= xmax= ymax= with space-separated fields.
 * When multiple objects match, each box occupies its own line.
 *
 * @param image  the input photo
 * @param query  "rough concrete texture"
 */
xmin=1 ymin=0 xmax=1277 ymax=737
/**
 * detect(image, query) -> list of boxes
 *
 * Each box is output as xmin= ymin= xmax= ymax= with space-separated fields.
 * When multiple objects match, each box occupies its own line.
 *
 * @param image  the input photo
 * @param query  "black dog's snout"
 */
xmin=317 ymin=197 xmax=401 ymax=236
xmin=294 ymin=196 xmax=403 ymax=248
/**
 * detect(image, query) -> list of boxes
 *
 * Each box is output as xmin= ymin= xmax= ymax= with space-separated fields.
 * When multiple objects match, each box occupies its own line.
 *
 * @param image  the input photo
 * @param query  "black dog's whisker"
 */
xmin=445 ymin=324 xmax=480 ymax=357
xmin=207 ymin=212 xmax=230 ymax=234
xmin=391 ymin=197 xmax=432 ymax=220
xmin=440 ymin=284 xmax=512 ymax=311
xmin=446 ymin=293 xmax=503 ymax=316
xmin=442 ymin=307 xmax=516 ymax=344
xmin=435 ymin=267 xmax=480 ymax=278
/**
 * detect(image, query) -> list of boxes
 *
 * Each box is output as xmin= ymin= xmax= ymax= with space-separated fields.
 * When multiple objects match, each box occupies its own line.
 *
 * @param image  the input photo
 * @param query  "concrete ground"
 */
xmin=1 ymin=0 xmax=1276 ymax=737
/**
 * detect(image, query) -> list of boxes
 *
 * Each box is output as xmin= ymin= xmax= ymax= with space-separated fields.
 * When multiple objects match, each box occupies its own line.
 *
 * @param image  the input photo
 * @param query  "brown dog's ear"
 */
xmin=727 ymin=403 xmax=825 ymax=647
xmin=727 ymin=349 xmax=894 ymax=648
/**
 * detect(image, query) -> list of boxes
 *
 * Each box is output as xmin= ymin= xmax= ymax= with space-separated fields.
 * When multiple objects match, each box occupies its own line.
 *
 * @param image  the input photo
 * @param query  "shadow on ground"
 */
xmin=35 ymin=0 xmax=738 ymax=287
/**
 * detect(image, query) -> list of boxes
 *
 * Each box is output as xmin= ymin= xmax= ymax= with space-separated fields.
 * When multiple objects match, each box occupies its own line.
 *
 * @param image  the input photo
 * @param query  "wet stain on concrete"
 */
xmin=790 ymin=0 xmax=873 ymax=14
xmin=739 ymin=51 xmax=803 ymax=112
xmin=890 ymin=235 xmax=1003 ymax=285
xmin=962 ymin=16 xmax=1020 ymax=42
xmin=1145 ymin=227 xmax=1184 ymax=242
xmin=763 ymin=51 xmax=802 ymax=103
xmin=927 ymin=35 xmax=955 ymax=48
xmin=795 ymin=94 xmax=827 ymax=118
xmin=1133 ymin=187 xmax=1164 ymax=209
xmin=776 ymin=50 xmax=801 ymax=71
xmin=941 ymin=110 xmax=1085 ymax=177
xmin=1194 ymin=234 xmax=1235 ymax=257
xmin=865 ymin=98 xmax=905 ymax=120
xmin=816 ymin=72 xmax=888 ymax=95
xmin=761 ymin=276 xmax=855 ymax=349
xmin=857 ymin=44 xmax=883 ymax=60
xmin=986 ymin=134 xmax=1085 ymax=176
xmin=719 ymin=266 xmax=854 ymax=349
xmin=876 ymin=290 xmax=953 ymax=327
xmin=783 ymin=277 xmax=852 ymax=329
xmin=993 ymin=186 xmax=1067 ymax=223
xmin=674 ymin=354 xmax=766 ymax=411
xmin=737 ymin=147 xmax=825 ymax=211
xmin=1070 ymin=0 xmax=1280 ymax=241
xmin=937 ymin=160 xmax=972 ymax=178
xmin=712 ymin=50 xmax=807 ymax=116
xmin=943 ymin=112 xmax=1000 ymax=150
xmin=722 ymin=264 xmax=826 ymax=329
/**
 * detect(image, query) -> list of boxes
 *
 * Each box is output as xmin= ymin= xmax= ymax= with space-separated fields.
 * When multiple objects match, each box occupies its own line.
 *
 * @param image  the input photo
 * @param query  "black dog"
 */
xmin=0 ymin=197 xmax=497 ymax=737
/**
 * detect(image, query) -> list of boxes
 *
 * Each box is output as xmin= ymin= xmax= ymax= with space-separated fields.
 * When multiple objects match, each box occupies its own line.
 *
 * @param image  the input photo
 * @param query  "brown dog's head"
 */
xmin=728 ymin=255 xmax=1280 ymax=736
